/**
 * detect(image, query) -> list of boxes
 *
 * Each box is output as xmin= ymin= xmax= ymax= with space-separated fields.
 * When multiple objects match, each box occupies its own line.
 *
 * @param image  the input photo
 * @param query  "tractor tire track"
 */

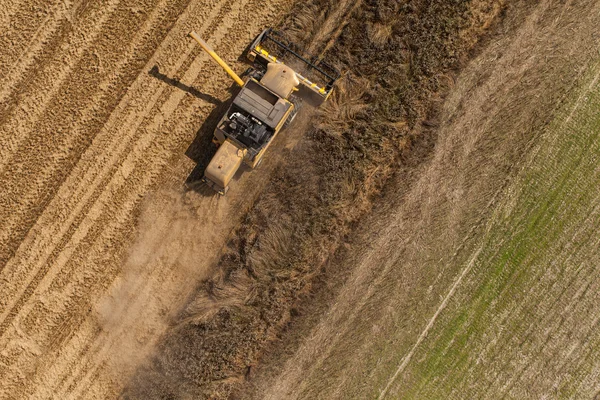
xmin=0 ymin=0 xmax=121 ymax=156
xmin=58 ymin=5 xmax=280 ymax=395
xmin=0 ymin=0 xmax=67 ymax=102
xmin=0 ymin=0 xmax=187 ymax=333
xmin=0 ymin=0 xmax=232 ymax=340
xmin=33 ymin=3 xmax=244 ymax=395
xmin=0 ymin=0 xmax=219 ymax=349
xmin=0 ymin=0 xmax=292 ymax=397
xmin=0 ymin=0 xmax=52 ymax=38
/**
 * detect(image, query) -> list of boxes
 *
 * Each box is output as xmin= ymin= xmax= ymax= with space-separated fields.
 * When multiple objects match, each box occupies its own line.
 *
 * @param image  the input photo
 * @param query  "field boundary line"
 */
xmin=377 ymin=246 xmax=483 ymax=400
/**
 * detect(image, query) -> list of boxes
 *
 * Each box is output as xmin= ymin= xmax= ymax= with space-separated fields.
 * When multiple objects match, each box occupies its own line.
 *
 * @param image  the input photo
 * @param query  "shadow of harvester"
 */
xmin=148 ymin=65 xmax=239 ymax=194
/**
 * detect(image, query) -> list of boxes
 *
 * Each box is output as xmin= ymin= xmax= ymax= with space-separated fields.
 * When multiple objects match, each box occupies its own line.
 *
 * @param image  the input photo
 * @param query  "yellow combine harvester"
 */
xmin=189 ymin=28 xmax=340 ymax=195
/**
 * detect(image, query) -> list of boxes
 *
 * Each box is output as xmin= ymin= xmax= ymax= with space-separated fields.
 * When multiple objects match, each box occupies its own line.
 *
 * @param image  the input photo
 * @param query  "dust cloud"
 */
xmin=93 ymin=188 xmax=229 ymax=383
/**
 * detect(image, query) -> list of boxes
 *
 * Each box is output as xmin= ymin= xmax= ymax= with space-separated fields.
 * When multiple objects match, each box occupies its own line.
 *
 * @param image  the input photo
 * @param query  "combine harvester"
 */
xmin=189 ymin=28 xmax=340 ymax=195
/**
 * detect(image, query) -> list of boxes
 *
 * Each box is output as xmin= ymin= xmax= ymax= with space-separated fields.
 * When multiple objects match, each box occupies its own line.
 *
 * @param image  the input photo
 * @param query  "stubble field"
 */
xmin=3 ymin=0 xmax=598 ymax=399
xmin=0 ymin=0 xmax=295 ymax=398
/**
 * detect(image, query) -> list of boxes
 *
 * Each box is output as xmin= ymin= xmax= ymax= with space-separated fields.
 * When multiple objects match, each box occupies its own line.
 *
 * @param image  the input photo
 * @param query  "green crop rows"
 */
xmin=392 ymin=68 xmax=600 ymax=399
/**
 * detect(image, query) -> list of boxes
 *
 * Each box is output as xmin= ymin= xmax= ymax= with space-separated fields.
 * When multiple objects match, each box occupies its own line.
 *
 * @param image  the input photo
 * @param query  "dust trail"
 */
xmin=93 ymin=188 xmax=229 ymax=382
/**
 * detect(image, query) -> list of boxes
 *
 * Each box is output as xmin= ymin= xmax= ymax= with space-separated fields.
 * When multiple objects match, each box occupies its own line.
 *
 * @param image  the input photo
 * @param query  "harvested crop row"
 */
xmin=0 ymin=0 xmax=294 ymax=398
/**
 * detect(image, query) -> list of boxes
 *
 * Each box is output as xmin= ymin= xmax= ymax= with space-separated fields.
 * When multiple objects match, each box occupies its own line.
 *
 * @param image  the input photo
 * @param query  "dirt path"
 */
xmin=0 ymin=0 xmax=293 ymax=398
xmin=253 ymin=1 xmax=600 ymax=398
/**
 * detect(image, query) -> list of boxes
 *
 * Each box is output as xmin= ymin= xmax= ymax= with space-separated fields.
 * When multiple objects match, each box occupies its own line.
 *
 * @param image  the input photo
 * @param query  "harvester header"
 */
xmin=248 ymin=28 xmax=340 ymax=103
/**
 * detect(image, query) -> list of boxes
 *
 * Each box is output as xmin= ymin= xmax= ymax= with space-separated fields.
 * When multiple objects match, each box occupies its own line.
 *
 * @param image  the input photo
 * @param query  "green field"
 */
xmin=385 ymin=65 xmax=600 ymax=398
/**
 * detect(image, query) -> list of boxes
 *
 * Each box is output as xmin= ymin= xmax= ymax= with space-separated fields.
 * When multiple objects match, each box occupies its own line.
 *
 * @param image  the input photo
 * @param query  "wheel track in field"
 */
xmin=0 ymin=0 xmax=203 ymax=394
xmin=0 ymin=0 xmax=181 ymax=264
xmin=0 ymin=0 xmax=189 ymax=266
xmin=0 ymin=2 xmax=198 ymax=394
xmin=0 ymin=0 xmax=216 ymax=349
xmin=0 ymin=0 xmax=66 ymax=101
xmin=0 ymin=0 xmax=291 ymax=396
xmin=44 ymin=1 xmax=280 ymax=389
xmin=0 ymin=0 xmax=128 ymax=268
xmin=36 ymin=0 xmax=245 ymax=395
xmin=0 ymin=0 xmax=41 ymax=32
xmin=0 ymin=0 xmax=122 ymax=160
xmin=0 ymin=0 xmax=189 ymax=335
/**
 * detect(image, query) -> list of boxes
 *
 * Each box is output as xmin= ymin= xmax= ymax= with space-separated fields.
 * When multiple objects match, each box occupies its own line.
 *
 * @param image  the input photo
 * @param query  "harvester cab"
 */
xmin=189 ymin=28 xmax=340 ymax=195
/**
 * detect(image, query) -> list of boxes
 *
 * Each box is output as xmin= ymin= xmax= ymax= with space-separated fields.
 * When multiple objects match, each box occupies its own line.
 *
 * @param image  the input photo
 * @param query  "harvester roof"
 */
xmin=232 ymin=79 xmax=292 ymax=129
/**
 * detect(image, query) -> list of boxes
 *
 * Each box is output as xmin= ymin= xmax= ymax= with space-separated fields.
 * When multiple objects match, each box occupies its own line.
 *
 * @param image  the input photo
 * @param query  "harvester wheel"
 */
xmin=284 ymin=97 xmax=303 ymax=128
xmin=284 ymin=111 xmax=296 ymax=128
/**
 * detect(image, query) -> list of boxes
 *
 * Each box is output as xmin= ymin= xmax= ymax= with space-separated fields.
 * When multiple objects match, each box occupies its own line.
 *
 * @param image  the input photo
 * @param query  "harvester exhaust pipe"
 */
xmin=189 ymin=31 xmax=244 ymax=87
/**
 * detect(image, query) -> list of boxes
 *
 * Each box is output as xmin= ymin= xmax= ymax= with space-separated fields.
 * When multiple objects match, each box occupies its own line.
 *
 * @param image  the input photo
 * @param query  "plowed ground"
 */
xmin=0 ymin=0 xmax=295 ymax=398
